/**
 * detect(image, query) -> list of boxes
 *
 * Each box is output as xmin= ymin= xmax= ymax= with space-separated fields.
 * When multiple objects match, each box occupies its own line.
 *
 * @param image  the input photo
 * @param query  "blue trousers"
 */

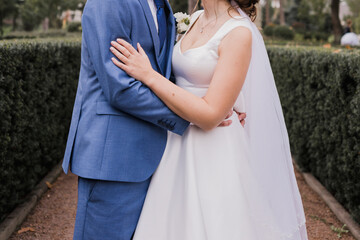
xmin=74 ymin=177 xmax=151 ymax=240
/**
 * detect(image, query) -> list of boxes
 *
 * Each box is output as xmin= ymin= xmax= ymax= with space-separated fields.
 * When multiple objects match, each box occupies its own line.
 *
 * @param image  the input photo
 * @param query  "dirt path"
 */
xmin=10 ymin=168 xmax=356 ymax=240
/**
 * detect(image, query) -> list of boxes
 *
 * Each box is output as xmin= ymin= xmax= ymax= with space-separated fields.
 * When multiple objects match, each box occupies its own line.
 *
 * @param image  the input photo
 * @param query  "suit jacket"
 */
xmin=62 ymin=0 xmax=189 ymax=182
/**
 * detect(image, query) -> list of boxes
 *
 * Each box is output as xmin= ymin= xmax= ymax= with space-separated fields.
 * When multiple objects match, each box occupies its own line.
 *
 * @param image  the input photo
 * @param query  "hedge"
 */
xmin=268 ymin=46 xmax=360 ymax=224
xmin=0 ymin=39 xmax=81 ymax=222
xmin=0 ymin=40 xmax=359 ymax=226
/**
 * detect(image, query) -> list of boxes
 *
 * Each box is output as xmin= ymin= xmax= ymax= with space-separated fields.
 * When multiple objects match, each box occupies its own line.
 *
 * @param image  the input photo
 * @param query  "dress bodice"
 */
xmin=172 ymin=10 xmax=250 ymax=111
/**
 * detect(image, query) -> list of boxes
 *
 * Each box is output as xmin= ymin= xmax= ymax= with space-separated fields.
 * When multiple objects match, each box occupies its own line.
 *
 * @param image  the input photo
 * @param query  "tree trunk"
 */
xmin=0 ymin=12 xmax=3 ymax=36
xmin=279 ymin=0 xmax=285 ymax=25
xmin=266 ymin=0 xmax=271 ymax=25
xmin=331 ymin=0 xmax=343 ymax=44
xmin=12 ymin=10 xmax=18 ymax=31
xmin=188 ymin=0 xmax=197 ymax=14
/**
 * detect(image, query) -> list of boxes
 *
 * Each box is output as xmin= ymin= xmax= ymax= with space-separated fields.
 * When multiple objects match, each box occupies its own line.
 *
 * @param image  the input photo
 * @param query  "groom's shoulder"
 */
xmin=85 ymin=0 xmax=140 ymax=14
xmin=84 ymin=0 xmax=133 ymax=9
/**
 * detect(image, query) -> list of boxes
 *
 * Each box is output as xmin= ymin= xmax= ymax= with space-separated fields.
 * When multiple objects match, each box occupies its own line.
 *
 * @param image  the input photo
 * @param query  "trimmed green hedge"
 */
xmin=0 ymin=39 xmax=81 ymax=222
xmin=0 ymin=40 xmax=359 ymax=227
xmin=268 ymin=46 xmax=360 ymax=223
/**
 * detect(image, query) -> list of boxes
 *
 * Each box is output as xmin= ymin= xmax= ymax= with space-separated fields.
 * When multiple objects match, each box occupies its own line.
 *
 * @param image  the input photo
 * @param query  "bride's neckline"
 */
xmin=179 ymin=10 xmax=243 ymax=55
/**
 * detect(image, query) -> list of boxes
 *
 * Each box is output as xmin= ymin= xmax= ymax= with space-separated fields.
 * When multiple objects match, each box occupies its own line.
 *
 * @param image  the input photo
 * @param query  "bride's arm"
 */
xmin=110 ymin=27 xmax=252 ymax=131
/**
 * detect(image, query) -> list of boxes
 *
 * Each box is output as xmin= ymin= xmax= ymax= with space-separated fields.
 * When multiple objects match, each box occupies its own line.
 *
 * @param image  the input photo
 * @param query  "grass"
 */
xmin=331 ymin=224 xmax=350 ymax=239
xmin=310 ymin=215 xmax=351 ymax=239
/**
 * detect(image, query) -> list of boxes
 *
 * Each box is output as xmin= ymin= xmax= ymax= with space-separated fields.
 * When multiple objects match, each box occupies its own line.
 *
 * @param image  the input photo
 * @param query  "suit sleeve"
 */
xmin=82 ymin=0 xmax=189 ymax=135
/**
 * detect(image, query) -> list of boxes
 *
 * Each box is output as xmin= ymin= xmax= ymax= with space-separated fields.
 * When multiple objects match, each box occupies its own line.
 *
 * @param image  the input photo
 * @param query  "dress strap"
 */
xmin=189 ymin=10 xmax=203 ymax=28
xmin=210 ymin=17 xmax=252 ymax=44
xmin=182 ymin=10 xmax=203 ymax=36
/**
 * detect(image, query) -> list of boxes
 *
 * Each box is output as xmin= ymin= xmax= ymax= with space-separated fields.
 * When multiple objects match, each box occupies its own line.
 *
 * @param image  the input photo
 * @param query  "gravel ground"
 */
xmin=9 ymin=168 xmax=356 ymax=240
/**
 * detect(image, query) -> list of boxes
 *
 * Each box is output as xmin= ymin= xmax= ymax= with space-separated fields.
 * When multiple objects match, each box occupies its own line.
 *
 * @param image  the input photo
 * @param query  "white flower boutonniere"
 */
xmin=174 ymin=12 xmax=191 ymax=34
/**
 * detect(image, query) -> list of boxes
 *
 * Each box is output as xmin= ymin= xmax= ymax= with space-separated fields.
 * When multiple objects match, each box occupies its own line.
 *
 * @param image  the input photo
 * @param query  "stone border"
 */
xmin=0 ymin=161 xmax=63 ymax=240
xmin=294 ymin=162 xmax=360 ymax=240
xmin=1 ymin=160 xmax=359 ymax=240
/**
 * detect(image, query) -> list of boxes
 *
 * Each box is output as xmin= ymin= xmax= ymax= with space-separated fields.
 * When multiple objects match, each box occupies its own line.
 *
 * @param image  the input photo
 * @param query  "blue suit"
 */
xmin=62 ymin=0 xmax=189 ymax=238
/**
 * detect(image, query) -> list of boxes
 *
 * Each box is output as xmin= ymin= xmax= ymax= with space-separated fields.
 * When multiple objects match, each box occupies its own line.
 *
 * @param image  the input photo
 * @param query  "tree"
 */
xmin=279 ymin=0 xmax=285 ymax=25
xmin=42 ymin=0 xmax=86 ymax=28
xmin=0 ymin=0 xmax=17 ymax=35
xmin=18 ymin=0 xmax=86 ymax=31
xmin=266 ymin=0 xmax=271 ymax=25
xmin=19 ymin=0 xmax=46 ymax=31
xmin=187 ymin=0 xmax=197 ymax=13
xmin=331 ymin=0 xmax=343 ymax=44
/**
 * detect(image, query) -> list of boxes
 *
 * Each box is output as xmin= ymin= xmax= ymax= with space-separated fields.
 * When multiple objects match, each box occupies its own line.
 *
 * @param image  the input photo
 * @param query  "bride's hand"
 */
xmin=110 ymin=39 xmax=156 ymax=84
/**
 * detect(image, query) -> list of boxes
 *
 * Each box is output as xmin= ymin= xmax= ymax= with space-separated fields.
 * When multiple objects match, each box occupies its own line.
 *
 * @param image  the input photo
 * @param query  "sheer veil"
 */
xmin=235 ymin=5 xmax=308 ymax=239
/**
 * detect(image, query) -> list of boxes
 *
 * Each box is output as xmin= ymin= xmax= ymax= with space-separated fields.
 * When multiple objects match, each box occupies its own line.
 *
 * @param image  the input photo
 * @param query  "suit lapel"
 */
xmin=138 ymin=0 xmax=160 ymax=57
xmin=138 ymin=0 xmax=175 ymax=77
xmin=165 ymin=10 xmax=175 ymax=78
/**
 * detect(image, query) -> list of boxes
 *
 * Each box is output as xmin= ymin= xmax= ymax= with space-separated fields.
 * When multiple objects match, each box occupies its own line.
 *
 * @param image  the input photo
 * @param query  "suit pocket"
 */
xmin=96 ymin=101 xmax=128 ymax=116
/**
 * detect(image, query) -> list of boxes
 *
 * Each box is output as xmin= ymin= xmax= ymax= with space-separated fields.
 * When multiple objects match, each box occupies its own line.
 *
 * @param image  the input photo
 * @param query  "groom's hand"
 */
xmin=218 ymin=110 xmax=234 ymax=127
xmin=218 ymin=111 xmax=246 ymax=127
xmin=236 ymin=111 xmax=246 ymax=127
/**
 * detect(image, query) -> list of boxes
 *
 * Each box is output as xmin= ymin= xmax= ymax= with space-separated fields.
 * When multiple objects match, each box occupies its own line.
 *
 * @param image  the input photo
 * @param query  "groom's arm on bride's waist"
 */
xmin=81 ymin=0 xmax=189 ymax=135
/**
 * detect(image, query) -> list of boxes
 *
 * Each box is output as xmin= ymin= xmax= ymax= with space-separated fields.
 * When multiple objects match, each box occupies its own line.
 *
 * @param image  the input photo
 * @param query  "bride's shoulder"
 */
xmin=190 ymin=10 xmax=204 ymax=23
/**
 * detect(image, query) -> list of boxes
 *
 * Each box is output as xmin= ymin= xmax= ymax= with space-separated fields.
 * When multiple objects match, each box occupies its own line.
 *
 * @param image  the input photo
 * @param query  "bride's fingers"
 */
xmin=218 ymin=119 xmax=232 ymax=127
xmin=111 ymin=41 xmax=131 ymax=59
xmin=117 ymin=38 xmax=137 ymax=55
xmin=110 ymin=46 xmax=129 ymax=64
xmin=112 ymin=57 xmax=130 ymax=72
xmin=225 ymin=110 xmax=233 ymax=119
xmin=137 ymin=43 xmax=146 ymax=56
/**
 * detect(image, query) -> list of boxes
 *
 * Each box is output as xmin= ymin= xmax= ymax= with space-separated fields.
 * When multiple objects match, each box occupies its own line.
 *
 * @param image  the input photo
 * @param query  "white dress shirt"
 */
xmin=147 ymin=0 xmax=159 ymax=32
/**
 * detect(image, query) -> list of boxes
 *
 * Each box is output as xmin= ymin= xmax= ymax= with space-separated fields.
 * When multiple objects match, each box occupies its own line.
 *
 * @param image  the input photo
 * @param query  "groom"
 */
xmin=63 ymin=0 xmax=245 ymax=239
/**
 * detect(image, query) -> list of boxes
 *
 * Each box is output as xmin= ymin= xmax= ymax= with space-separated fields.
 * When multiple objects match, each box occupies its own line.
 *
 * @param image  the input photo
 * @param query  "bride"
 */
xmin=110 ymin=0 xmax=308 ymax=239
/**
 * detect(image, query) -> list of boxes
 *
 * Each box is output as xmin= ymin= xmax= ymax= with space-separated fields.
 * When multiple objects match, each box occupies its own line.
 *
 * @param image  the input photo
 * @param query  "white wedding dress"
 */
xmin=133 ymin=10 xmax=308 ymax=240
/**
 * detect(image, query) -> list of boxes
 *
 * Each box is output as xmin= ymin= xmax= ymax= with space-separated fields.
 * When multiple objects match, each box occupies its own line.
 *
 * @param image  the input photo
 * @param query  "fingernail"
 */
xmin=110 ymin=47 xmax=114 ymax=51
xmin=117 ymin=38 xmax=121 ymax=41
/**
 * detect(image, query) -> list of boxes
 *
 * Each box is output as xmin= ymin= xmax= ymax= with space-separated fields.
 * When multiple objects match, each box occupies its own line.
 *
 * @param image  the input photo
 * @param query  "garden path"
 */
xmin=9 ymin=168 xmax=356 ymax=240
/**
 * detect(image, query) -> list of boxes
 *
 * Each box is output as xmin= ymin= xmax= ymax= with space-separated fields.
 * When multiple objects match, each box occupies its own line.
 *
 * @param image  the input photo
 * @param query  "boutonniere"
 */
xmin=174 ymin=12 xmax=190 ymax=36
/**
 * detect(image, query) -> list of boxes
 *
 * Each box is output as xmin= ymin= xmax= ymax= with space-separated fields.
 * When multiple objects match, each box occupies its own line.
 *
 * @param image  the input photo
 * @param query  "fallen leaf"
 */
xmin=333 ymin=49 xmax=342 ymax=53
xmin=345 ymin=45 xmax=353 ymax=50
xmin=323 ymin=43 xmax=331 ymax=48
xmin=18 ymin=227 xmax=35 ymax=234
xmin=45 ymin=181 xmax=53 ymax=189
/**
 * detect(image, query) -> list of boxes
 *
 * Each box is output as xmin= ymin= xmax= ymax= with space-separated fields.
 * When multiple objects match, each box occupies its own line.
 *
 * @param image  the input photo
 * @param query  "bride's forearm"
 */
xmin=146 ymin=71 xmax=226 ymax=131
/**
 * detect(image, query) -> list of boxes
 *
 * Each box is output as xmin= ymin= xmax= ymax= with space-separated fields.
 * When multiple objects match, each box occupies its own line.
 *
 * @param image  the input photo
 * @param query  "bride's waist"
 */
xmin=176 ymin=77 xmax=209 ymax=97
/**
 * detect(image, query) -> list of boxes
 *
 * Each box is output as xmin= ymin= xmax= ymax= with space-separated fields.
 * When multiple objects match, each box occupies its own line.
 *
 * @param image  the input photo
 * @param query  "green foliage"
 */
xmin=67 ymin=22 xmax=82 ymax=33
xmin=17 ymin=0 xmax=86 ymax=30
xmin=0 ymin=0 xmax=17 ymax=35
xmin=0 ymin=39 xmax=81 ymax=223
xmin=273 ymin=25 xmax=295 ymax=40
xmin=267 ymin=45 xmax=360 ymax=224
xmin=346 ymin=0 xmax=360 ymax=18
xmin=19 ymin=0 xmax=46 ymax=31
xmin=1 ymin=30 xmax=69 ymax=40
xmin=354 ymin=15 xmax=360 ymax=34
xmin=170 ymin=0 xmax=188 ymax=14
xmin=263 ymin=24 xmax=276 ymax=37
xmin=331 ymin=224 xmax=349 ymax=238
xmin=296 ymin=0 xmax=332 ymax=33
